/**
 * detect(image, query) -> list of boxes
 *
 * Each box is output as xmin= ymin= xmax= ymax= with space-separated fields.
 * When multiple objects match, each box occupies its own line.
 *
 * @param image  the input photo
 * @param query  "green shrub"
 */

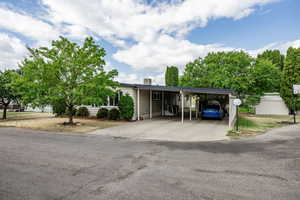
xmin=52 ymin=99 xmax=67 ymax=116
xmin=76 ymin=106 xmax=90 ymax=117
xmin=97 ymin=108 xmax=108 ymax=119
xmin=108 ymin=108 xmax=120 ymax=120
xmin=119 ymin=94 xmax=134 ymax=120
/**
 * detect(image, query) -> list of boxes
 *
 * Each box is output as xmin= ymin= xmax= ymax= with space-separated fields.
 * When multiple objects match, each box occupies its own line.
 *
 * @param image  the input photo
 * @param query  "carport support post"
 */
xmin=189 ymin=95 xmax=192 ymax=120
xmin=162 ymin=91 xmax=164 ymax=116
xmin=181 ymin=91 xmax=184 ymax=124
xmin=150 ymin=90 xmax=152 ymax=119
xmin=195 ymin=98 xmax=198 ymax=119
xmin=137 ymin=88 xmax=140 ymax=121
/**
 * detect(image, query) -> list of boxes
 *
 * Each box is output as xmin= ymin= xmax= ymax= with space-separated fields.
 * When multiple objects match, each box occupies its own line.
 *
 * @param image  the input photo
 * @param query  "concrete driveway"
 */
xmin=91 ymin=118 xmax=229 ymax=142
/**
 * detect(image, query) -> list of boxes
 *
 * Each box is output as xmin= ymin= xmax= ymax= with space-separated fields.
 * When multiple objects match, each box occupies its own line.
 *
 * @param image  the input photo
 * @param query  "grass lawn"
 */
xmin=227 ymin=114 xmax=300 ymax=137
xmin=0 ymin=111 xmax=126 ymax=133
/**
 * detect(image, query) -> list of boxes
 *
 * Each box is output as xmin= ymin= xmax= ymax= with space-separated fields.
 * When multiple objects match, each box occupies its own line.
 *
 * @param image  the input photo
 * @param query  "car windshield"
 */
xmin=205 ymin=105 xmax=220 ymax=110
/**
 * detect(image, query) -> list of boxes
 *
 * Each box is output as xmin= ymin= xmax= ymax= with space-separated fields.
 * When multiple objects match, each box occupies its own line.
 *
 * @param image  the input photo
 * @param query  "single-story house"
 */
xmin=25 ymin=79 xmax=238 ymax=129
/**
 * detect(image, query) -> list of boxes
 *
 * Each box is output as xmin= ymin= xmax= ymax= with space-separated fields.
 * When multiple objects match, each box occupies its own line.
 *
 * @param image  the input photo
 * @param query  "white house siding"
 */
xmin=25 ymin=86 xmax=137 ymax=119
xmin=25 ymin=105 xmax=118 ymax=116
xmin=255 ymin=93 xmax=289 ymax=115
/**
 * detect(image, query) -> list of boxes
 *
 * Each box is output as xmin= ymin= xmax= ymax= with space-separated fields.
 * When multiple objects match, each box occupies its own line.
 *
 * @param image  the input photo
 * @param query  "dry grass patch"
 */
xmin=228 ymin=114 xmax=300 ymax=138
xmin=0 ymin=112 xmax=126 ymax=133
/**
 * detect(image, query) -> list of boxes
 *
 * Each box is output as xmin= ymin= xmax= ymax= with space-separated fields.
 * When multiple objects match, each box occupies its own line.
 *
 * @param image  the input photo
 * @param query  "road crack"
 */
xmin=194 ymin=168 xmax=288 ymax=182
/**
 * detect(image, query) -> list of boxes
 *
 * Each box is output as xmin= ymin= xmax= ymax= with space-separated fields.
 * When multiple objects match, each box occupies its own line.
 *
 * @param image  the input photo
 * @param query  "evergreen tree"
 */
xmin=165 ymin=66 xmax=179 ymax=86
xmin=280 ymin=47 xmax=300 ymax=110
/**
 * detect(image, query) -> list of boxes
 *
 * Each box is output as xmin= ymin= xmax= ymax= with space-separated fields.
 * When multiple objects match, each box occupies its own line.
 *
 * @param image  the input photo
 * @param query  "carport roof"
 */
xmin=120 ymin=83 xmax=236 ymax=95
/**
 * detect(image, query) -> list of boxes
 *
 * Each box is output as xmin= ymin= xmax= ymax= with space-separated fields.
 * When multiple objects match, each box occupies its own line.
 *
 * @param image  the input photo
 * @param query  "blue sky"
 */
xmin=0 ymin=0 xmax=299 ymax=84
xmin=187 ymin=0 xmax=300 ymax=49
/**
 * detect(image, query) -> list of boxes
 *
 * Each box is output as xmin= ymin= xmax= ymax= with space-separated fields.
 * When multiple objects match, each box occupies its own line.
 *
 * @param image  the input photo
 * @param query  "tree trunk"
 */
xmin=2 ymin=106 xmax=7 ymax=120
xmin=68 ymin=105 xmax=74 ymax=125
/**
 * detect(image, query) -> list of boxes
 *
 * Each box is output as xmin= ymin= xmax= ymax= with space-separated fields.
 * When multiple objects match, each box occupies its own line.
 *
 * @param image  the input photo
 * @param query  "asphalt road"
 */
xmin=0 ymin=125 xmax=300 ymax=200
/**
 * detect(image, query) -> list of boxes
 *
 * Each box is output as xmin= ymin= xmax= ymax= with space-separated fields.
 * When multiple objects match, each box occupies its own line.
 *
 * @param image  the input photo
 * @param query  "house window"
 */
xmin=106 ymin=91 xmax=123 ymax=106
xmin=114 ymin=91 xmax=123 ymax=106
xmin=152 ymin=91 xmax=161 ymax=101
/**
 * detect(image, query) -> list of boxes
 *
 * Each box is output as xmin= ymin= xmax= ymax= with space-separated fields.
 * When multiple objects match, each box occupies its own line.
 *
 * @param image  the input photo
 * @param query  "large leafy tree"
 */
xmin=180 ymin=51 xmax=282 ymax=107
xmin=181 ymin=51 xmax=254 ymax=97
xmin=165 ymin=66 xmax=179 ymax=86
xmin=257 ymin=49 xmax=285 ymax=70
xmin=250 ymin=59 xmax=281 ymax=93
xmin=280 ymin=47 xmax=300 ymax=110
xmin=0 ymin=70 xmax=20 ymax=119
xmin=242 ymin=59 xmax=281 ymax=107
xmin=16 ymin=36 xmax=118 ymax=124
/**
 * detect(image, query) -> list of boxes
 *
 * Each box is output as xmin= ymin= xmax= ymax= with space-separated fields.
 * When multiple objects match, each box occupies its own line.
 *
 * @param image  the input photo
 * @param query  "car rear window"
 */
xmin=205 ymin=105 xmax=220 ymax=109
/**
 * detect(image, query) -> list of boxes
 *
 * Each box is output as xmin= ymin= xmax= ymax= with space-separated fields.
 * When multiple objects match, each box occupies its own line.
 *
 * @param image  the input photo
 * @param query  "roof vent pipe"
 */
xmin=144 ymin=78 xmax=152 ymax=85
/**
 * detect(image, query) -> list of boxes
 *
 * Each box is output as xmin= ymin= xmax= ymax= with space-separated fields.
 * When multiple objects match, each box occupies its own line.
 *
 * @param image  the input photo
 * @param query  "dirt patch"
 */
xmin=0 ymin=112 xmax=126 ymax=133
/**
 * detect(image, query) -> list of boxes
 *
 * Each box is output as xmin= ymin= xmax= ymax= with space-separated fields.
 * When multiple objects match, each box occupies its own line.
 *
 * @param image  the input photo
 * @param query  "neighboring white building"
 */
xmin=25 ymin=105 xmax=53 ymax=113
xmin=255 ymin=93 xmax=289 ymax=115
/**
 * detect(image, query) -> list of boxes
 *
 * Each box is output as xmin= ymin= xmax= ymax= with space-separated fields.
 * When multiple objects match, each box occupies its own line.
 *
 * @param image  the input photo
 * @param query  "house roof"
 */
xmin=119 ymin=83 xmax=236 ymax=95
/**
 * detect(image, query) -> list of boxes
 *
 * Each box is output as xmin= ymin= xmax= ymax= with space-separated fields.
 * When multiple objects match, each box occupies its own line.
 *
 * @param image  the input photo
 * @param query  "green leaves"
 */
xmin=165 ymin=66 xmax=179 ymax=86
xmin=250 ymin=59 xmax=281 ymax=94
xmin=16 ymin=36 xmax=118 ymax=122
xmin=119 ymin=94 xmax=134 ymax=120
xmin=180 ymin=51 xmax=283 ymax=107
xmin=257 ymin=49 xmax=284 ymax=70
xmin=280 ymin=47 xmax=300 ymax=110
xmin=0 ymin=69 xmax=20 ymax=119
xmin=0 ymin=70 xmax=20 ymax=104
xmin=181 ymin=51 xmax=254 ymax=96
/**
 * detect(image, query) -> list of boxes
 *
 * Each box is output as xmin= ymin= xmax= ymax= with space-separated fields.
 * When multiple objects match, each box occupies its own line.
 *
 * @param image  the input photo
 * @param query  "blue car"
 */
xmin=201 ymin=104 xmax=224 ymax=119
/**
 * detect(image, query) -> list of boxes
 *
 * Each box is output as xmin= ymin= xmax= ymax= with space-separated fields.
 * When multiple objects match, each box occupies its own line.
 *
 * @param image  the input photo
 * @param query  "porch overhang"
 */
xmin=120 ymin=83 xmax=236 ymax=95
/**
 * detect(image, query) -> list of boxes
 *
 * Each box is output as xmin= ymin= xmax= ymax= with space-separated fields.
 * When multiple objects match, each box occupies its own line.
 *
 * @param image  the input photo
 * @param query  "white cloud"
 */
xmin=115 ymin=72 xmax=141 ymax=84
xmin=41 ymin=0 xmax=280 ymax=45
xmin=37 ymin=0 xmax=280 ymax=71
xmin=115 ymin=71 xmax=164 ymax=85
xmin=248 ymin=39 xmax=300 ymax=57
xmin=113 ymin=34 xmax=235 ymax=71
xmin=0 ymin=0 xmax=286 ymax=77
xmin=114 ymin=37 xmax=300 ymax=85
xmin=0 ymin=34 xmax=27 ymax=70
xmin=0 ymin=7 xmax=59 ymax=43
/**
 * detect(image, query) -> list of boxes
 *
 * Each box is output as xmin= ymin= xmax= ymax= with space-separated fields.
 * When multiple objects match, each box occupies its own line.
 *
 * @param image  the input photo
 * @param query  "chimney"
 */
xmin=144 ymin=78 xmax=152 ymax=85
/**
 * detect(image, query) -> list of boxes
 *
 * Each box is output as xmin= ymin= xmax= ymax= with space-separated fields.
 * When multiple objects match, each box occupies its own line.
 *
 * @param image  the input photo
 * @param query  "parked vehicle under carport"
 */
xmin=201 ymin=101 xmax=225 ymax=120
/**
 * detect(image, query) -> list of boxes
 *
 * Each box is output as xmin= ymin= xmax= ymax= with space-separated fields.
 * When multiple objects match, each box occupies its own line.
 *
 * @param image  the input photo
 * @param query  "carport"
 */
xmin=122 ymin=84 xmax=237 ymax=129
